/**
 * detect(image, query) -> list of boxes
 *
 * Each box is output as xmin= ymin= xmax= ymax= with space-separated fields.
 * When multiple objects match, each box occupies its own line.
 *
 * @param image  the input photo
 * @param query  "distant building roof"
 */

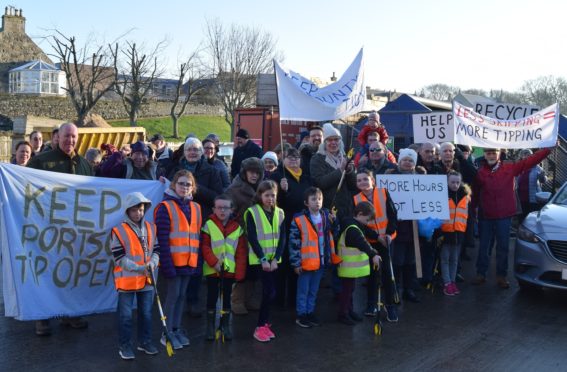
xmin=9 ymin=59 xmax=60 ymax=72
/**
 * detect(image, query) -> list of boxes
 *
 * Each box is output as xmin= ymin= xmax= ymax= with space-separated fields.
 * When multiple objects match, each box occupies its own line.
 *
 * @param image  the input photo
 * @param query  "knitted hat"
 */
xmin=322 ymin=123 xmax=341 ymax=141
xmin=261 ymin=151 xmax=278 ymax=166
xmin=398 ymin=148 xmax=417 ymax=164
xmin=236 ymin=128 xmax=250 ymax=139
xmin=130 ymin=141 xmax=149 ymax=157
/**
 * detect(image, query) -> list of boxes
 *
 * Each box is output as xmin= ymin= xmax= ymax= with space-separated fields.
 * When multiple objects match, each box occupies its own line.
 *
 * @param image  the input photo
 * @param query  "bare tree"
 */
xmin=111 ymin=40 xmax=166 ymax=126
xmin=204 ymin=18 xmax=281 ymax=133
xmin=49 ymin=31 xmax=115 ymax=126
xmin=169 ymin=50 xmax=207 ymax=138
xmin=520 ymin=75 xmax=567 ymax=109
xmin=419 ymin=83 xmax=460 ymax=101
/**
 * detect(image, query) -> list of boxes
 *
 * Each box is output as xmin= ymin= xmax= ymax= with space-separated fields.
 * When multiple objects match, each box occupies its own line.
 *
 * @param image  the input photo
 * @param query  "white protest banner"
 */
xmin=275 ymin=48 xmax=365 ymax=121
xmin=453 ymin=101 xmax=559 ymax=149
xmin=0 ymin=164 xmax=166 ymax=320
xmin=412 ymin=111 xmax=454 ymax=143
xmin=473 ymin=102 xmax=539 ymax=120
xmin=375 ymin=174 xmax=449 ymax=220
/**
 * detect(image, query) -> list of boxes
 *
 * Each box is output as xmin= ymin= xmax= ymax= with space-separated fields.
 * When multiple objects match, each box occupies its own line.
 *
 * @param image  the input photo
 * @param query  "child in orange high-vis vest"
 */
xmin=111 ymin=192 xmax=160 ymax=360
xmin=440 ymin=171 xmax=471 ymax=296
xmin=289 ymin=187 xmax=340 ymax=328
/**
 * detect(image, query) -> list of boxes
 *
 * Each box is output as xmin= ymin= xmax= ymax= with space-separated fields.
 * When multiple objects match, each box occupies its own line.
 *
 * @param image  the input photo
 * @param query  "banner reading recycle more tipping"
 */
xmin=453 ymin=101 xmax=559 ymax=149
xmin=0 ymin=164 xmax=166 ymax=320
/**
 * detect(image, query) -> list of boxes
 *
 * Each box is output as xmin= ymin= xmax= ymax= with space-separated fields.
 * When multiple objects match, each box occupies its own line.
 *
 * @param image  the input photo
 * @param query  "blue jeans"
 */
xmin=117 ymin=289 xmax=154 ymax=346
xmin=477 ymin=217 xmax=512 ymax=277
xmin=296 ymin=268 xmax=324 ymax=316
xmin=164 ymin=276 xmax=191 ymax=331
xmin=440 ymin=243 xmax=460 ymax=284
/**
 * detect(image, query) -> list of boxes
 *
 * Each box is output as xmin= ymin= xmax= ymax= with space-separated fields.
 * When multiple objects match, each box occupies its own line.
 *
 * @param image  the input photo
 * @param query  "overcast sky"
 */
xmin=9 ymin=0 xmax=567 ymax=94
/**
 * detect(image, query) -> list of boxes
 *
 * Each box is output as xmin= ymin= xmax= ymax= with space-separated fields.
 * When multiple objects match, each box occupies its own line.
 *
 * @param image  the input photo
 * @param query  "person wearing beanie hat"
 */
xmin=310 ymin=122 xmax=357 ymax=219
xmin=231 ymin=127 xmax=264 ymax=178
xmin=261 ymin=151 xmax=278 ymax=178
xmin=398 ymin=149 xmax=417 ymax=172
xmin=100 ymin=140 xmax=159 ymax=180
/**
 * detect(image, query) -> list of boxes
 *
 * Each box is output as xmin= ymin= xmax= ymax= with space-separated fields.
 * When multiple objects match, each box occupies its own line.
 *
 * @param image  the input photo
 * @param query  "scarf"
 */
xmin=324 ymin=151 xmax=344 ymax=170
xmin=286 ymin=166 xmax=302 ymax=182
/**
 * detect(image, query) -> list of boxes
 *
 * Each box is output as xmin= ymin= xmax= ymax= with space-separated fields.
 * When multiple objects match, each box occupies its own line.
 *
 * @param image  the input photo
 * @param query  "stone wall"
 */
xmin=0 ymin=94 xmax=223 ymax=123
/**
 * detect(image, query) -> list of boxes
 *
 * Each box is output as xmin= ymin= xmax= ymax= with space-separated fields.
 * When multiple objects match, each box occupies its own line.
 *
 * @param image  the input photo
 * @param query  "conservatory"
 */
xmin=8 ymin=60 xmax=66 ymax=95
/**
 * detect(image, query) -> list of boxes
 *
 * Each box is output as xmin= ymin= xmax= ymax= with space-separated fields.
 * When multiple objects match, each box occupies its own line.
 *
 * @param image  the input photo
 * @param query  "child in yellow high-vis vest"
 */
xmin=111 ymin=192 xmax=160 ymax=360
xmin=244 ymin=180 xmax=286 ymax=342
xmin=336 ymin=201 xmax=381 ymax=326
xmin=201 ymin=194 xmax=247 ymax=341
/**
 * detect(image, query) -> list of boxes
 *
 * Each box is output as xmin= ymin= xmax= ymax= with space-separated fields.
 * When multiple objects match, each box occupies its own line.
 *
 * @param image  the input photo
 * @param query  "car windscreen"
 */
xmin=553 ymin=186 xmax=567 ymax=205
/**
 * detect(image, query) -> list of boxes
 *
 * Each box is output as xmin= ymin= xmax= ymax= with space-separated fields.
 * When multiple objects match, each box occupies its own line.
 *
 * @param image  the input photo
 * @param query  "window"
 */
xmin=41 ymin=71 xmax=59 ymax=94
xmin=9 ymin=72 xmax=22 ymax=93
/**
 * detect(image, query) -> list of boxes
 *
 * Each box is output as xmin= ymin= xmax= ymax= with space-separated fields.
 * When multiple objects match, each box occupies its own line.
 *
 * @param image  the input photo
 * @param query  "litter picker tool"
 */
xmin=387 ymin=240 xmax=400 ymax=304
xmin=374 ymin=263 xmax=383 ymax=336
xmin=148 ymin=267 xmax=174 ymax=357
xmin=215 ymin=256 xmax=227 ymax=343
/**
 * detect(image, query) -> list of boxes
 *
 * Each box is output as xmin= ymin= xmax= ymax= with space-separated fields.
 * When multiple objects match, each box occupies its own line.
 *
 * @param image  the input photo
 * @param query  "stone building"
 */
xmin=0 ymin=6 xmax=52 ymax=93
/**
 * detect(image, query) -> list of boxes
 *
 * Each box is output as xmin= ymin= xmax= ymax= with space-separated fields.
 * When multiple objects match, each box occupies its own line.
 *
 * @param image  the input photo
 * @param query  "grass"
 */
xmin=109 ymin=115 xmax=231 ymax=142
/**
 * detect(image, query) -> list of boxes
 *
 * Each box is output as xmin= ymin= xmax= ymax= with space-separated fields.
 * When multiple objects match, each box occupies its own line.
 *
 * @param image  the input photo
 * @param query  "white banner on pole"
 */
xmin=412 ymin=111 xmax=454 ymax=143
xmin=453 ymin=101 xmax=559 ymax=149
xmin=275 ymin=48 xmax=366 ymax=121
xmin=375 ymin=174 xmax=449 ymax=220
xmin=0 ymin=164 xmax=166 ymax=320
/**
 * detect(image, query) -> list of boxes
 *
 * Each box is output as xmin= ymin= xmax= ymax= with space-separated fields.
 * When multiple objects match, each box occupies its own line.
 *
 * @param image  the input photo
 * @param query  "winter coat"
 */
xmin=167 ymin=157 xmax=222 ymax=217
xmin=225 ymin=157 xmax=264 ymax=224
xmin=441 ymin=184 xmax=471 ymax=245
xmin=27 ymin=147 xmax=93 ymax=176
xmin=99 ymin=151 xmax=159 ymax=180
xmin=230 ymin=140 xmax=264 ymax=178
xmin=299 ymin=143 xmax=317 ymax=177
xmin=269 ymin=165 xmax=313 ymax=228
xmin=200 ymin=214 xmax=247 ymax=281
xmin=154 ymin=190 xmax=202 ymax=278
xmin=206 ymin=157 xmax=230 ymax=191
xmin=518 ymin=165 xmax=547 ymax=204
xmin=310 ymin=152 xmax=357 ymax=219
xmin=358 ymin=158 xmax=397 ymax=174
xmin=473 ymin=149 xmax=550 ymax=219
xmin=288 ymin=208 xmax=339 ymax=269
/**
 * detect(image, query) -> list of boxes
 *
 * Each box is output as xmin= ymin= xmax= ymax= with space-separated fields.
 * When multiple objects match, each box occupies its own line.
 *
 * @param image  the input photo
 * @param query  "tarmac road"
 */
xmin=2 ymin=239 xmax=567 ymax=372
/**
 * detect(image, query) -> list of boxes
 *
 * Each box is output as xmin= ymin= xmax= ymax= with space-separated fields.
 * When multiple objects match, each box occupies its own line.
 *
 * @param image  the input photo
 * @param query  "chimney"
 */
xmin=330 ymin=72 xmax=337 ymax=82
xmin=1 ymin=6 xmax=26 ymax=34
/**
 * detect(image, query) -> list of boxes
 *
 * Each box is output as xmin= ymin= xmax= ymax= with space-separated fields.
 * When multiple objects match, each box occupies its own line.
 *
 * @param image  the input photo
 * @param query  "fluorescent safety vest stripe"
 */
xmin=245 ymin=205 xmax=284 ymax=265
xmin=441 ymin=196 xmax=469 ymax=233
xmin=353 ymin=188 xmax=397 ymax=240
xmin=112 ymin=221 xmax=156 ymax=291
xmin=155 ymin=200 xmax=201 ymax=267
xmin=202 ymin=220 xmax=241 ymax=276
xmin=336 ymin=225 xmax=370 ymax=278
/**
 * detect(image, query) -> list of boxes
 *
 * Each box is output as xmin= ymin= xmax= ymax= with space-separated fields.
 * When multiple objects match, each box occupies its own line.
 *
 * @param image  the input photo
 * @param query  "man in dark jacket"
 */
xmin=299 ymin=126 xmax=323 ymax=177
xmin=230 ymin=128 xmax=263 ymax=179
xmin=27 ymin=122 xmax=91 ymax=336
xmin=417 ymin=142 xmax=443 ymax=175
xmin=472 ymin=146 xmax=552 ymax=288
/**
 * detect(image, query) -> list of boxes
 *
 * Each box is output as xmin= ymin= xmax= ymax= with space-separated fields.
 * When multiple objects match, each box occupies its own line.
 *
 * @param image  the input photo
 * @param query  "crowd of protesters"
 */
xmin=13 ymin=113 xmax=555 ymax=359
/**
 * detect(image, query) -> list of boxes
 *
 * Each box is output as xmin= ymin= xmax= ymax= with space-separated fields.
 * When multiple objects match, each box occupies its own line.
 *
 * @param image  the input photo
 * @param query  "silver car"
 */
xmin=514 ymin=182 xmax=567 ymax=290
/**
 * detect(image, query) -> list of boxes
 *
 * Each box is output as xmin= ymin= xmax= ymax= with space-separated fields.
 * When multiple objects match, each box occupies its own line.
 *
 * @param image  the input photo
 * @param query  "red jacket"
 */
xmin=473 ymin=149 xmax=550 ymax=219
xmin=200 ymin=214 xmax=247 ymax=281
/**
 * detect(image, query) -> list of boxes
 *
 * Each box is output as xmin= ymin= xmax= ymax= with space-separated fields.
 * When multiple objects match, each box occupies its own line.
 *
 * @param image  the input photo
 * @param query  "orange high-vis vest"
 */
xmin=293 ymin=214 xmax=341 ymax=271
xmin=112 ymin=221 xmax=156 ymax=291
xmin=353 ymin=188 xmax=397 ymax=240
xmin=441 ymin=196 xmax=469 ymax=233
xmin=155 ymin=200 xmax=202 ymax=267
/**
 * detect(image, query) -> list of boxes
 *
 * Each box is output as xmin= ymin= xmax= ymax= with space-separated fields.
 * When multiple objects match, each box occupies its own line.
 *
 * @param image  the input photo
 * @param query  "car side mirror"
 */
xmin=535 ymin=191 xmax=552 ymax=205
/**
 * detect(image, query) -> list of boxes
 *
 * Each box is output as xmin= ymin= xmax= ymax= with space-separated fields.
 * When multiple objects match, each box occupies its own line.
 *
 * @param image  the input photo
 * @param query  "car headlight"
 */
xmin=517 ymin=224 xmax=540 ymax=243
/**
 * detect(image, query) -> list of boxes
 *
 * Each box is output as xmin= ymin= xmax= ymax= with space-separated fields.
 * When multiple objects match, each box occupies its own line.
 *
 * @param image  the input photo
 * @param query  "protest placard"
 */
xmin=375 ymin=174 xmax=449 ymax=220
xmin=453 ymin=101 xmax=558 ymax=149
xmin=412 ymin=111 xmax=454 ymax=143
xmin=0 ymin=164 xmax=166 ymax=320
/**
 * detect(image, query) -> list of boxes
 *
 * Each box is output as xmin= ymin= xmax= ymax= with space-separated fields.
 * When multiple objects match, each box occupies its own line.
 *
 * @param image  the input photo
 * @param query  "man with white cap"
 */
xmin=310 ymin=123 xmax=357 ymax=219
